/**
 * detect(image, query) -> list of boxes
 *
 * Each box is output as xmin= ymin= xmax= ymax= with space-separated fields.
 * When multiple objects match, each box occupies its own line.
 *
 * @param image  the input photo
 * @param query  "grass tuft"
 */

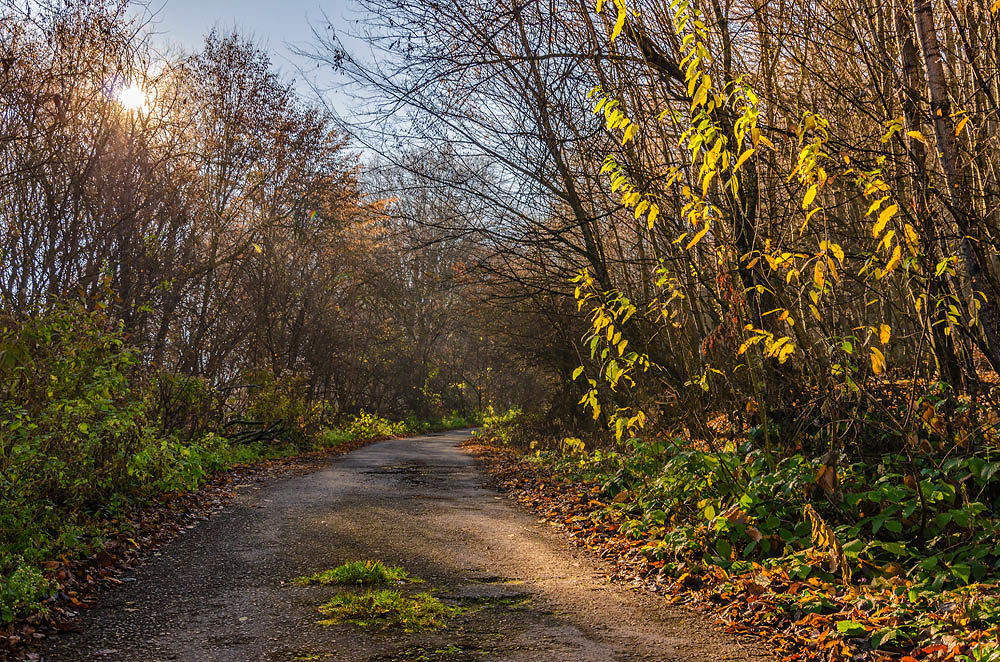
xmin=317 ymin=589 xmax=459 ymax=632
xmin=293 ymin=560 xmax=415 ymax=586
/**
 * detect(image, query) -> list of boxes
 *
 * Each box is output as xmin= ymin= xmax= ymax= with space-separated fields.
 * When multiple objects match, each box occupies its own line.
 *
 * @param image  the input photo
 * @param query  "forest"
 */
xmin=2 ymin=0 xmax=1000 ymax=659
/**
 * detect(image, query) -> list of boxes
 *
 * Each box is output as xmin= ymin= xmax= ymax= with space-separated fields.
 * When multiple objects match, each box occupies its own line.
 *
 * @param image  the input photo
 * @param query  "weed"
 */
xmin=293 ymin=560 xmax=415 ymax=586
xmin=317 ymin=589 xmax=460 ymax=632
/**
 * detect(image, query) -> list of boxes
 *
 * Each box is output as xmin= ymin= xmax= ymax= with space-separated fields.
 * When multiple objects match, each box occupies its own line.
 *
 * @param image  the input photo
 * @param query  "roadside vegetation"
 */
xmin=475 ymin=414 xmax=1000 ymax=660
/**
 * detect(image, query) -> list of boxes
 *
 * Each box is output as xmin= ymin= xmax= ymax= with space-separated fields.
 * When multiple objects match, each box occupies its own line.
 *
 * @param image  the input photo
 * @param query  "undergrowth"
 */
xmin=488 ymin=416 xmax=1000 ymax=661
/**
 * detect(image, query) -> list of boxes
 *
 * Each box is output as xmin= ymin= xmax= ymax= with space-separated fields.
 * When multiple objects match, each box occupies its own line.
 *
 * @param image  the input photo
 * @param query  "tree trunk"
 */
xmin=913 ymin=0 xmax=1000 ymax=374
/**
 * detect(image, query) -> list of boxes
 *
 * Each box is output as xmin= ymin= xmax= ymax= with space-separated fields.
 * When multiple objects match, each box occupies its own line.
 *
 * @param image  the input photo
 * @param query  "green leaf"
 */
xmin=836 ymin=620 xmax=868 ymax=637
xmin=715 ymin=539 xmax=732 ymax=559
xmin=883 ymin=519 xmax=903 ymax=534
xmin=951 ymin=562 xmax=971 ymax=584
xmin=879 ymin=541 xmax=907 ymax=556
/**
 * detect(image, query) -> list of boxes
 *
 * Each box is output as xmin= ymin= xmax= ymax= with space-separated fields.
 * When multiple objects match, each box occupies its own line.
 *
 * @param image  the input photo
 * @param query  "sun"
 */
xmin=116 ymin=82 xmax=149 ymax=112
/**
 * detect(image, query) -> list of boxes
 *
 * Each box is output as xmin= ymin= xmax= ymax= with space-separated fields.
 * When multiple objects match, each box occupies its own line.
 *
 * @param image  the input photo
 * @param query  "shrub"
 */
xmin=344 ymin=411 xmax=408 ymax=439
xmin=243 ymin=369 xmax=330 ymax=448
xmin=0 ymin=557 xmax=51 ymax=623
xmin=315 ymin=427 xmax=356 ymax=447
xmin=0 ymin=303 xmax=148 ymax=513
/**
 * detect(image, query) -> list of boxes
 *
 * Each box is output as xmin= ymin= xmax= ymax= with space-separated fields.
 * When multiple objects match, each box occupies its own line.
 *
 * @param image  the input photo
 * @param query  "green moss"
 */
xmin=317 ymin=589 xmax=460 ymax=632
xmin=293 ymin=560 xmax=416 ymax=586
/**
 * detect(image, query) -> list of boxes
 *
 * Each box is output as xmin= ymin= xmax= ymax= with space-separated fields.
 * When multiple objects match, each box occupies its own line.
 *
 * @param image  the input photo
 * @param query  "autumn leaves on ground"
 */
xmin=3 ymin=0 xmax=1000 ymax=660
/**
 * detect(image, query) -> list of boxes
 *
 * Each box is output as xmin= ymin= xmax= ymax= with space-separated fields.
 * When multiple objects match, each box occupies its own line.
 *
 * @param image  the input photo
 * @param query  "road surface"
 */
xmin=40 ymin=429 xmax=767 ymax=661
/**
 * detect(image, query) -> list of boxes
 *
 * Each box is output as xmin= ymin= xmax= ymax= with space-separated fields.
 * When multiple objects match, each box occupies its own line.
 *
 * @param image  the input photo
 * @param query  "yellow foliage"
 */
xmin=873 ymin=203 xmax=897 ymax=238
xmin=870 ymin=347 xmax=886 ymax=375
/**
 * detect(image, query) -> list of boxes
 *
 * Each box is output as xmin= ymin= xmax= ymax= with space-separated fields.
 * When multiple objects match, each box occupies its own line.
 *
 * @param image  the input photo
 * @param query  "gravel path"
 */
xmin=40 ymin=429 xmax=768 ymax=661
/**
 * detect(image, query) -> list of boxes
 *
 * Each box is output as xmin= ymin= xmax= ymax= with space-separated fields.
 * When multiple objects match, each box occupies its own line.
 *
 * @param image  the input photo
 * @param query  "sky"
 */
xmin=141 ymin=0 xmax=363 ymax=109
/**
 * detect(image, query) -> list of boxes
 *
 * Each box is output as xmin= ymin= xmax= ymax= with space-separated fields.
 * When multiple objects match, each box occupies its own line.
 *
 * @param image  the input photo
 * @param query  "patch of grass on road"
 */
xmin=293 ymin=560 xmax=416 ymax=586
xmin=317 ymin=589 xmax=459 ymax=632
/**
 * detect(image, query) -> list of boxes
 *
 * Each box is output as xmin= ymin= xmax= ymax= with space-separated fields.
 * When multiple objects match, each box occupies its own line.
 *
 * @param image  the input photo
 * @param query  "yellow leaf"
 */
xmin=702 ymin=170 xmax=715 ymax=197
xmin=907 ymin=130 xmax=928 ymax=144
xmin=955 ymin=116 xmax=969 ymax=136
xmin=252 ymin=243 xmax=263 ymax=254
xmin=801 ymin=207 xmax=821 ymax=233
xmin=691 ymin=75 xmax=710 ymax=109
xmin=634 ymin=199 xmax=649 ymax=219
xmin=881 ymin=244 xmax=902 ymax=276
xmin=737 ymin=335 xmax=764 ymax=355
xmin=685 ymin=222 xmax=710 ymax=249
xmin=879 ymin=229 xmax=895 ymax=253
xmin=647 ymin=203 xmax=660 ymax=229
xmin=903 ymin=223 xmax=919 ymax=254
xmin=687 ymin=70 xmax=700 ymax=97
xmin=873 ymin=203 xmax=897 ymax=238
xmin=777 ymin=342 xmax=795 ymax=364
xmin=766 ymin=337 xmax=794 ymax=363
xmin=866 ymin=196 xmax=888 ymax=216
xmin=802 ymin=184 xmax=817 ymax=209
xmin=992 ymin=0 xmax=1000 ymax=13
xmin=880 ymin=323 xmax=891 ymax=345
xmin=870 ymin=347 xmax=886 ymax=375
xmin=757 ymin=134 xmax=775 ymax=149
xmin=830 ymin=243 xmax=845 ymax=264
xmin=732 ymin=148 xmax=755 ymax=172
xmin=813 ymin=262 xmax=825 ymax=289
xmin=596 ymin=0 xmax=605 ymax=11
xmin=610 ymin=0 xmax=626 ymax=40
xmin=622 ymin=123 xmax=637 ymax=145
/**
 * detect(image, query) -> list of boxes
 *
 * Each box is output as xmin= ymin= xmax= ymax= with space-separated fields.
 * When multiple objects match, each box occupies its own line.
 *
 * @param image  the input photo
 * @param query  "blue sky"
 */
xmin=142 ymin=0 xmax=361 ymax=108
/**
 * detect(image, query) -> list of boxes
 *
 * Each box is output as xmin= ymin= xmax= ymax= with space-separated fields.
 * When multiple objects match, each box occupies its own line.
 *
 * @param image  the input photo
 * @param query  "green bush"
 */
xmin=0 ymin=557 xmax=51 ymax=623
xmin=539 ymin=436 xmax=1000 ymax=590
xmin=479 ymin=406 xmax=524 ymax=444
xmin=315 ymin=427 xmax=356 ymax=447
xmin=243 ymin=369 xmax=331 ymax=448
xmin=0 ymin=305 xmax=285 ymax=623
xmin=344 ymin=411 xmax=408 ymax=439
xmin=0 ymin=304 xmax=147 ymax=512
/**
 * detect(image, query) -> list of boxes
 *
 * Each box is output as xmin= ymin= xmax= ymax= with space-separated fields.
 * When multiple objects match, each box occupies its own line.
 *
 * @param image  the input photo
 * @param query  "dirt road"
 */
xmin=40 ymin=429 xmax=767 ymax=661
